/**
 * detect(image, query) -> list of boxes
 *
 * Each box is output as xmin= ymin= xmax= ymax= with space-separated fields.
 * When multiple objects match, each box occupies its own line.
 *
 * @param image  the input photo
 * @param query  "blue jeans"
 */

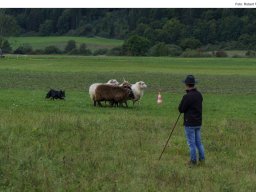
xmin=184 ymin=126 xmax=205 ymax=162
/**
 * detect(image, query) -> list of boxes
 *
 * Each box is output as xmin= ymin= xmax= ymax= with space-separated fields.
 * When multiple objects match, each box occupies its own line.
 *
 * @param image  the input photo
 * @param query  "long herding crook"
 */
xmin=159 ymin=113 xmax=181 ymax=160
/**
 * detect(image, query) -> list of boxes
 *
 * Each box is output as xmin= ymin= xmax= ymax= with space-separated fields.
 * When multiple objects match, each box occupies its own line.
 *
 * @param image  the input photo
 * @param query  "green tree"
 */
xmin=79 ymin=43 xmax=92 ymax=55
xmin=1 ymin=8 xmax=256 ymax=51
xmin=134 ymin=23 xmax=150 ymax=36
xmin=57 ymin=9 xmax=73 ymax=34
xmin=207 ymin=20 xmax=217 ymax=43
xmin=218 ymin=16 xmax=243 ymax=41
xmin=167 ymin=44 xmax=183 ymax=56
xmin=180 ymin=38 xmax=202 ymax=50
xmin=0 ymin=38 xmax=12 ymax=53
xmin=14 ymin=44 xmax=33 ymax=54
xmin=65 ymin=40 xmax=77 ymax=53
xmin=77 ymin=24 xmax=94 ymax=36
xmin=238 ymin=34 xmax=256 ymax=49
xmin=44 ymin=45 xmax=61 ymax=54
xmin=39 ymin=20 xmax=54 ymax=36
xmin=193 ymin=19 xmax=217 ymax=44
xmin=148 ymin=42 xmax=170 ymax=56
xmin=144 ymin=28 xmax=157 ymax=43
xmin=123 ymin=35 xmax=151 ymax=56
xmin=162 ymin=18 xmax=185 ymax=44
xmin=154 ymin=29 xmax=168 ymax=43
xmin=238 ymin=34 xmax=251 ymax=45
xmin=0 ymin=14 xmax=19 ymax=36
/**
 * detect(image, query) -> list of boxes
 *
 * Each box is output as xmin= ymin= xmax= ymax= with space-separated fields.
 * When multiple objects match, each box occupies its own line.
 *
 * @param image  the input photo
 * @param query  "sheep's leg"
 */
xmin=124 ymin=101 xmax=128 ymax=108
xmin=97 ymin=101 xmax=102 ymax=107
xmin=94 ymin=100 xmax=96 ymax=106
xmin=110 ymin=101 xmax=114 ymax=107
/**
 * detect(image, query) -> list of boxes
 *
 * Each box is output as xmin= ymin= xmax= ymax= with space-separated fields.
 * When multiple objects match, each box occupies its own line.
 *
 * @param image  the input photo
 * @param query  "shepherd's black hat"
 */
xmin=182 ymin=75 xmax=198 ymax=85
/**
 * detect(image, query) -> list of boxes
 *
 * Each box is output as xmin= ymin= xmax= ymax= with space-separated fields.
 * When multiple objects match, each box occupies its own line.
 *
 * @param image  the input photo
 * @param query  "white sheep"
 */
xmin=89 ymin=79 xmax=119 ymax=101
xmin=131 ymin=81 xmax=147 ymax=105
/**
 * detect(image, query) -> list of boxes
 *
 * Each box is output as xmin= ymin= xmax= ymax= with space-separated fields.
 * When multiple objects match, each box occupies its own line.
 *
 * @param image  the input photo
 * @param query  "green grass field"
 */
xmin=0 ymin=55 xmax=256 ymax=191
xmin=7 ymin=36 xmax=124 ymax=51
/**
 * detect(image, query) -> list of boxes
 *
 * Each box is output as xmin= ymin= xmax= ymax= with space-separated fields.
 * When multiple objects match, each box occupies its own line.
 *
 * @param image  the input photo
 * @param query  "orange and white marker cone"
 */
xmin=157 ymin=92 xmax=162 ymax=104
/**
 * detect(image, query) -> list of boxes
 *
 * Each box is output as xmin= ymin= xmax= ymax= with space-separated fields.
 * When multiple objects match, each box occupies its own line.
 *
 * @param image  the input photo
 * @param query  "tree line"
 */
xmin=1 ymin=9 xmax=256 ymax=56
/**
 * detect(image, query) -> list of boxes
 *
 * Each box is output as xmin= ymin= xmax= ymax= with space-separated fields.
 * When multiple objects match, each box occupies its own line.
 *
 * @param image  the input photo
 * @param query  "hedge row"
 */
xmin=1 ymin=38 xmax=256 ymax=57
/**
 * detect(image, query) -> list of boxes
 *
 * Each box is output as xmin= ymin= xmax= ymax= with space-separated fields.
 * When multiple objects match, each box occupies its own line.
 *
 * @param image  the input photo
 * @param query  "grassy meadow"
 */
xmin=7 ymin=36 xmax=124 ymax=51
xmin=0 ymin=55 xmax=256 ymax=191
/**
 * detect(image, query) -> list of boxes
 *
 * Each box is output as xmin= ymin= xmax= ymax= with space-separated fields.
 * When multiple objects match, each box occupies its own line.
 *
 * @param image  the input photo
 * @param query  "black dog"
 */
xmin=46 ymin=89 xmax=65 ymax=100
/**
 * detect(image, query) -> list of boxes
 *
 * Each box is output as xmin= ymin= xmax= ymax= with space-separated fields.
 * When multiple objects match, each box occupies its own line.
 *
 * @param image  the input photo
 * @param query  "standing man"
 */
xmin=178 ymin=75 xmax=205 ymax=166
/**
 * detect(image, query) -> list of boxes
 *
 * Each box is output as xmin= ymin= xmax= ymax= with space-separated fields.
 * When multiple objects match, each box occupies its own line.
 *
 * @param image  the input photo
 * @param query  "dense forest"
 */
xmin=1 ymin=9 xmax=256 ymax=56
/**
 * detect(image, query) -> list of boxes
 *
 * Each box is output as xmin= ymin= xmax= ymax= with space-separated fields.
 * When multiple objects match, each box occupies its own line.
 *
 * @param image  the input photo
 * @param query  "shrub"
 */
xmin=79 ymin=43 xmax=92 ymax=55
xmin=245 ymin=50 xmax=256 ymax=57
xmin=68 ymin=48 xmax=79 ymax=55
xmin=167 ymin=44 xmax=183 ymax=56
xmin=148 ymin=43 xmax=170 ymax=56
xmin=14 ymin=44 xmax=33 ymax=54
xmin=123 ymin=35 xmax=151 ymax=56
xmin=44 ymin=46 xmax=61 ymax=54
xmin=65 ymin=40 xmax=77 ymax=53
xmin=232 ymin=54 xmax=243 ymax=58
xmin=93 ymin=48 xmax=108 ymax=56
xmin=180 ymin=38 xmax=202 ymax=50
xmin=0 ymin=38 xmax=12 ymax=53
xmin=215 ymin=51 xmax=228 ymax=57
xmin=32 ymin=49 xmax=44 ymax=55
xmin=181 ymin=49 xmax=212 ymax=57
xmin=107 ymin=46 xmax=123 ymax=56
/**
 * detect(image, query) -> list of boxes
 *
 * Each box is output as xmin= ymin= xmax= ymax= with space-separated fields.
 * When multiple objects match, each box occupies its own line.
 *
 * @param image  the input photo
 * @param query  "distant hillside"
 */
xmin=1 ymin=9 xmax=256 ymax=56
xmin=1 ymin=9 xmax=256 ymax=46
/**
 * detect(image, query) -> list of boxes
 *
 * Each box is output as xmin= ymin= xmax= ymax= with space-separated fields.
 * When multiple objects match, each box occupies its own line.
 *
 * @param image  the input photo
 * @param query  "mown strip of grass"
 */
xmin=1 ymin=56 xmax=256 ymax=76
xmin=7 ymin=36 xmax=123 ymax=50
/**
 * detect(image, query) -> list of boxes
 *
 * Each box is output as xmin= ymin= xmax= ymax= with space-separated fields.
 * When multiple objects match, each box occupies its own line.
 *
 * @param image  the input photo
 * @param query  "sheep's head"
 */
xmin=120 ymin=80 xmax=131 ymax=88
xmin=107 ymin=79 xmax=119 ymax=85
xmin=136 ymin=81 xmax=147 ymax=89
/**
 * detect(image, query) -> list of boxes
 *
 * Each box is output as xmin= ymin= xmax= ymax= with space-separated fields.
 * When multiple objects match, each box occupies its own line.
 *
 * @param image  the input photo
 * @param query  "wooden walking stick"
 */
xmin=159 ymin=113 xmax=181 ymax=160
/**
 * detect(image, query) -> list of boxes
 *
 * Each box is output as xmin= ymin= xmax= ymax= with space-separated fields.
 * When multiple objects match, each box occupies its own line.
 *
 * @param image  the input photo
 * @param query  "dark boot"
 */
xmin=187 ymin=160 xmax=197 ymax=167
